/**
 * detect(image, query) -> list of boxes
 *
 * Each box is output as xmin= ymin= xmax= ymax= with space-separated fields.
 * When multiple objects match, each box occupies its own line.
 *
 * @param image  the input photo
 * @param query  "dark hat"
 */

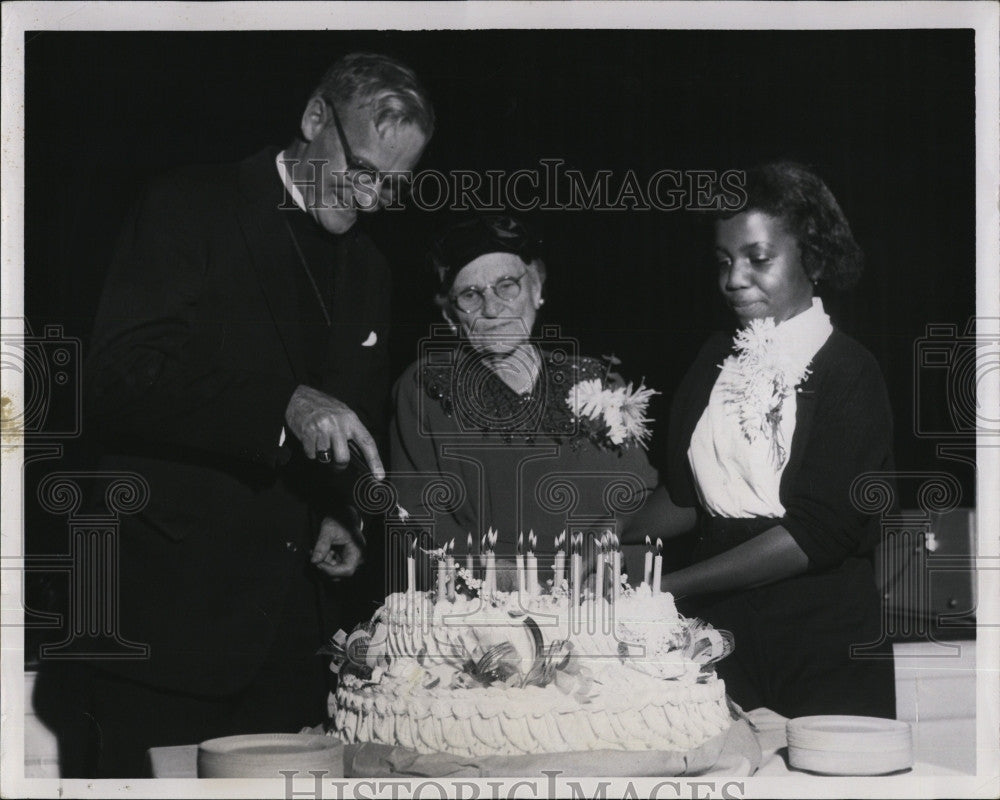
xmin=431 ymin=214 xmax=543 ymax=294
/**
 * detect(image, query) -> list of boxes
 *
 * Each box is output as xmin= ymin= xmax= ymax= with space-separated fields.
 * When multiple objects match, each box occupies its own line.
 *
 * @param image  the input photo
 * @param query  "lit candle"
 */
xmin=446 ymin=539 xmax=456 ymax=602
xmin=652 ymin=538 xmax=663 ymax=595
xmin=526 ymin=531 xmax=538 ymax=596
xmin=571 ymin=533 xmax=582 ymax=614
xmin=437 ymin=548 xmax=447 ymax=599
xmin=485 ymin=528 xmax=497 ymax=600
xmin=611 ymin=533 xmax=622 ymax=601
xmin=643 ymin=535 xmax=653 ymax=587
xmin=516 ymin=533 xmax=526 ymax=597
xmin=594 ymin=532 xmax=606 ymax=601
xmin=466 ymin=533 xmax=474 ymax=575
xmin=553 ymin=531 xmax=566 ymax=589
xmin=480 ymin=532 xmax=488 ymax=589
xmin=407 ymin=537 xmax=417 ymax=624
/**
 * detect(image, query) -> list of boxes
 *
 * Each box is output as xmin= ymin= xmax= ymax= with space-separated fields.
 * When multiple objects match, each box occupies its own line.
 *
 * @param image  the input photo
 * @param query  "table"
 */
xmin=148 ymin=709 xmax=974 ymax=779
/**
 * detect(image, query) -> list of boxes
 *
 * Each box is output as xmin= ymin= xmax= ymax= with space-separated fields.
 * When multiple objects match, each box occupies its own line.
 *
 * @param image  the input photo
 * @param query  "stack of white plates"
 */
xmin=197 ymin=733 xmax=344 ymax=778
xmin=786 ymin=716 xmax=913 ymax=775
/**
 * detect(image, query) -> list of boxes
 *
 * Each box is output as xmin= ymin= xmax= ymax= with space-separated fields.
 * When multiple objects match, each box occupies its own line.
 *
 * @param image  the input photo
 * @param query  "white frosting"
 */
xmin=373 ymin=588 xmax=694 ymax=679
xmin=330 ymin=587 xmax=732 ymax=756
xmin=335 ymin=669 xmax=729 ymax=756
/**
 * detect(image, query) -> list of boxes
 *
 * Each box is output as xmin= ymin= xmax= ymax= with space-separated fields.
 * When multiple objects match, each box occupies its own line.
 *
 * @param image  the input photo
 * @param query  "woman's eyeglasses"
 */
xmin=450 ymin=271 xmax=529 ymax=314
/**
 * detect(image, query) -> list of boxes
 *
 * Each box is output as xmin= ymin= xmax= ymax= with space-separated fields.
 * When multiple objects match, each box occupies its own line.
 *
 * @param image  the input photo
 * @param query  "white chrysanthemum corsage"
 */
xmin=566 ymin=376 xmax=658 ymax=450
xmin=722 ymin=318 xmax=813 ymax=469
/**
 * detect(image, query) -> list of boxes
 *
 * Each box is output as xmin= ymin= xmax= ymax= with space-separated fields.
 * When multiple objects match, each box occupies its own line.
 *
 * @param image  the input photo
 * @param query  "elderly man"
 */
xmin=70 ymin=53 xmax=432 ymax=777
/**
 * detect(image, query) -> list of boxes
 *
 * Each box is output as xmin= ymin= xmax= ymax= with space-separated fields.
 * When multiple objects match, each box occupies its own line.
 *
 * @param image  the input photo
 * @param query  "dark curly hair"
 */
xmin=721 ymin=161 xmax=864 ymax=290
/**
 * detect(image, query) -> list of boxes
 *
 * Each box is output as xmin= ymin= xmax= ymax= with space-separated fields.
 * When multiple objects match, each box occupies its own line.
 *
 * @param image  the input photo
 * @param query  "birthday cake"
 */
xmin=328 ymin=573 xmax=734 ymax=758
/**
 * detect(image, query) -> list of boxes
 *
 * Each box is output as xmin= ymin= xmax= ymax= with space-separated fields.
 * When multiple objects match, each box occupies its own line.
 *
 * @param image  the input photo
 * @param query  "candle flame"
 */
xmin=467 ymin=532 xmax=473 ymax=549
xmin=410 ymin=538 xmax=417 ymax=554
xmin=656 ymin=537 xmax=663 ymax=554
xmin=397 ymin=504 xmax=410 ymax=522
xmin=529 ymin=531 xmax=537 ymax=552
xmin=645 ymin=534 xmax=651 ymax=547
xmin=448 ymin=538 xmax=455 ymax=553
xmin=555 ymin=531 xmax=565 ymax=549
xmin=517 ymin=532 xmax=523 ymax=554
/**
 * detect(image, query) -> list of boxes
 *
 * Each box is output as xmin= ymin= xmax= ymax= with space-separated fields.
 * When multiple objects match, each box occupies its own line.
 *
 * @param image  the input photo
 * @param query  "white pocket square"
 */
xmin=361 ymin=331 xmax=378 ymax=347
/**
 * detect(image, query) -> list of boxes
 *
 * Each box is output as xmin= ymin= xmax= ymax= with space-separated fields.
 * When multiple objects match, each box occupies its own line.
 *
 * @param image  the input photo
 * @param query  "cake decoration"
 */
xmin=324 ymin=529 xmax=737 ymax=758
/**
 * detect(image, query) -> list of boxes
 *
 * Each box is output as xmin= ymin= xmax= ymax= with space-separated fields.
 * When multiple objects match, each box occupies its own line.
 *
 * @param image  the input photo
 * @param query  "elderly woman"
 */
xmin=391 ymin=215 xmax=659 ymax=587
xmin=627 ymin=162 xmax=896 ymax=719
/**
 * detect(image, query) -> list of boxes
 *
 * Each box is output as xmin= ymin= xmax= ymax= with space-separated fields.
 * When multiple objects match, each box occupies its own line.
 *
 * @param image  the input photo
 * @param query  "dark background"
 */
xmin=21 ymin=29 xmax=977 ymax=648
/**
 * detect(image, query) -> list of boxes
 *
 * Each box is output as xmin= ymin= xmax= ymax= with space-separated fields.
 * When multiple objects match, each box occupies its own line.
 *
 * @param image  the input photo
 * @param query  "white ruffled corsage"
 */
xmin=722 ymin=318 xmax=814 ymax=469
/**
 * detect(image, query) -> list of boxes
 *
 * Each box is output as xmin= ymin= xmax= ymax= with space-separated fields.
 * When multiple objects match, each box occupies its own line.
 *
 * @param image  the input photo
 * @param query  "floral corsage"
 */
xmin=565 ymin=356 xmax=659 ymax=451
xmin=722 ymin=318 xmax=813 ymax=469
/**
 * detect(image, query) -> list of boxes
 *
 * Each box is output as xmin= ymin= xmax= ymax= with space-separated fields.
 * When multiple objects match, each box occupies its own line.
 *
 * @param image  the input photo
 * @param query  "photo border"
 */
xmin=2 ymin=2 xmax=997 ymax=798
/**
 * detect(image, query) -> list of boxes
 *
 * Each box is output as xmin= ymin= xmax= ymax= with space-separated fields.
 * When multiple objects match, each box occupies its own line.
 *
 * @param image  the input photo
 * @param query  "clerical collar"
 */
xmin=275 ymin=149 xmax=307 ymax=213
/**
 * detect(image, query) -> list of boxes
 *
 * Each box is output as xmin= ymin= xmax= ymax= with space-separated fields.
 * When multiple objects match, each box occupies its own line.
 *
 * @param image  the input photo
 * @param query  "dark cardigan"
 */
xmin=665 ymin=328 xmax=897 ymax=718
xmin=667 ymin=328 xmax=895 ymax=570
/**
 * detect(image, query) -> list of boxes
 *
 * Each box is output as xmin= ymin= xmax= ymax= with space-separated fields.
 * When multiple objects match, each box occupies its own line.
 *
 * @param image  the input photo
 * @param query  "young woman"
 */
xmin=627 ymin=162 xmax=896 ymax=719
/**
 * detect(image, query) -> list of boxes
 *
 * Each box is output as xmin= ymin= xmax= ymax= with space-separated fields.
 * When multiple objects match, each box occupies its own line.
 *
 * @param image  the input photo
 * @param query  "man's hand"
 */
xmin=311 ymin=516 xmax=364 ymax=579
xmin=285 ymin=385 xmax=385 ymax=479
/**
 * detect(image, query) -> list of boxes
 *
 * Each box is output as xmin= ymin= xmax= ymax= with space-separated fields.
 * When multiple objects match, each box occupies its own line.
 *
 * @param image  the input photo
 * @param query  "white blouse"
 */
xmin=688 ymin=297 xmax=833 ymax=518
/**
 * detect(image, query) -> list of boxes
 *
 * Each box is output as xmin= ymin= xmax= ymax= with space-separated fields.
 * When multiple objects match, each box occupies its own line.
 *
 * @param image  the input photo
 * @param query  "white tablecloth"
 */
xmin=148 ymin=708 xmax=974 ymax=779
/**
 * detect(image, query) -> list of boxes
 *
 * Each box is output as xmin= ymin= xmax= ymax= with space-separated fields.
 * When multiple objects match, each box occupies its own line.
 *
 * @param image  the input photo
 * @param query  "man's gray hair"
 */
xmin=314 ymin=52 xmax=435 ymax=138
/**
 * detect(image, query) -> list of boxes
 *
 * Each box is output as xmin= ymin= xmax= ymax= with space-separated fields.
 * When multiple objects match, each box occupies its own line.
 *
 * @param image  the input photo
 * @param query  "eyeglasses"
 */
xmin=326 ymin=99 xmax=406 ymax=206
xmin=450 ymin=271 xmax=529 ymax=313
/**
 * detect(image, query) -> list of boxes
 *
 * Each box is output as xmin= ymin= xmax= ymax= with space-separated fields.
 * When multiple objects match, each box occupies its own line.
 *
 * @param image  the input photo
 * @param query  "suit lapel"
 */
xmin=331 ymin=234 xmax=358 ymax=325
xmin=234 ymin=151 xmax=307 ymax=382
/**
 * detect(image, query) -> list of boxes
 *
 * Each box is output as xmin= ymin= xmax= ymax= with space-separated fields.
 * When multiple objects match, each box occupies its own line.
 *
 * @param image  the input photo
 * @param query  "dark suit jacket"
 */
xmin=666 ymin=328 xmax=895 ymax=570
xmin=85 ymin=148 xmax=391 ymax=695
